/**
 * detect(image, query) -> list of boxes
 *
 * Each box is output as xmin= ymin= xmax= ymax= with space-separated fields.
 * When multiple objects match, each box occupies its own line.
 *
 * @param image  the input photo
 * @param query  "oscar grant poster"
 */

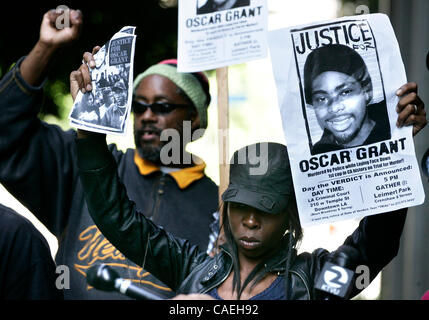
xmin=268 ymin=14 xmax=424 ymax=227
xmin=177 ymin=0 xmax=268 ymax=72
xmin=69 ymin=26 xmax=136 ymax=135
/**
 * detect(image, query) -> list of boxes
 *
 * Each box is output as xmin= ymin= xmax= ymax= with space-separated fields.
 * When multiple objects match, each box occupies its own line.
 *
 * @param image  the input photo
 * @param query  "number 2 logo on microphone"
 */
xmin=323 ymin=266 xmax=349 ymax=288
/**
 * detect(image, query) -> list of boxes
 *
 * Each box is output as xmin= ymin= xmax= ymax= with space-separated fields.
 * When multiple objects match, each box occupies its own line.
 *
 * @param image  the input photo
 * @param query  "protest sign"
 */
xmin=177 ymin=0 xmax=268 ymax=72
xmin=69 ymin=26 xmax=136 ymax=135
xmin=268 ymin=14 xmax=425 ymax=227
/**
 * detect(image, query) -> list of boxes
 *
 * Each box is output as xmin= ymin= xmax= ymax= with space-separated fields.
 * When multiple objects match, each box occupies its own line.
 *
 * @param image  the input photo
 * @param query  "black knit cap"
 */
xmin=221 ymin=142 xmax=294 ymax=214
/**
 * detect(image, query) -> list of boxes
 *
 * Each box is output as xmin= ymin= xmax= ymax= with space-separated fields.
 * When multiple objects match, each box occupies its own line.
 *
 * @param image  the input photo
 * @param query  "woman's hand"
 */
xmin=395 ymin=82 xmax=427 ymax=136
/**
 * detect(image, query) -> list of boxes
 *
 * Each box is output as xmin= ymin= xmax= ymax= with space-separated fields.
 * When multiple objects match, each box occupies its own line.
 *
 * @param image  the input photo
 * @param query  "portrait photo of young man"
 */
xmin=303 ymin=44 xmax=391 ymax=155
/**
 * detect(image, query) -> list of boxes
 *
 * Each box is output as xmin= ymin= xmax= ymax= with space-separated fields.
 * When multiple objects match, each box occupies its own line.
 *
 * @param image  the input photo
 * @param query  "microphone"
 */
xmin=86 ymin=263 xmax=165 ymax=300
xmin=314 ymin=245 xmax=360 ymax=300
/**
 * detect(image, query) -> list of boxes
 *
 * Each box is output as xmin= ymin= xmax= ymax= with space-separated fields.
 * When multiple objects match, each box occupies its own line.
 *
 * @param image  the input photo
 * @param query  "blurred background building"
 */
xmin=0 ymin=0 xmax=427 ymax=299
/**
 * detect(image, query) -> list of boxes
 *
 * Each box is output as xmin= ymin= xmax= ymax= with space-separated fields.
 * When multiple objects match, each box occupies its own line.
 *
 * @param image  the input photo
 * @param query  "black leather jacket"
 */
xmin=76 ymin=136 xmax=407 ymax=300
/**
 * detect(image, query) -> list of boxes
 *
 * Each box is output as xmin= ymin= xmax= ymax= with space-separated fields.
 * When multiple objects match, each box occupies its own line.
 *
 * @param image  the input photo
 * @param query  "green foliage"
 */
xmin=40 ymin=80 xmax=70 ymax=119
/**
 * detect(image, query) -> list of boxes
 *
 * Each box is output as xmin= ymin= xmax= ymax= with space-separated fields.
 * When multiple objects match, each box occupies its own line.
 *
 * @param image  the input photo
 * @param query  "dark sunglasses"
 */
xmin=132 ymin=100 xmax=189 ymax=115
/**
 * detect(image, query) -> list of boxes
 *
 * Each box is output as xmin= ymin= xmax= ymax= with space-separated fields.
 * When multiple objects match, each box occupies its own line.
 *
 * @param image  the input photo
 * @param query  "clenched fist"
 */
xmin=39 ymin=8 xmax=83 ymax=49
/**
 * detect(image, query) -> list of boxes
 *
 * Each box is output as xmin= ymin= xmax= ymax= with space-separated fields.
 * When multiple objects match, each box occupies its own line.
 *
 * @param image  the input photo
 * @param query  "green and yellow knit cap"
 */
xmin=133 ymin=59 xmax=211 ymax=129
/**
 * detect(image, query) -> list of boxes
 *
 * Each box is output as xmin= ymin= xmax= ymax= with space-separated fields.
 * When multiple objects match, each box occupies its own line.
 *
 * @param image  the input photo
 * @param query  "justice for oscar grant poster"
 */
xmin=268 ymin=14 xmax=425 ymax=227
xmin=69 ymin=26 xmax=136 ymax=135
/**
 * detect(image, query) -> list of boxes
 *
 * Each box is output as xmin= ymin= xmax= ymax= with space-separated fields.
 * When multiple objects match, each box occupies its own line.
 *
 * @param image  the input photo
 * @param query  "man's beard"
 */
xmin=134 ymin=122 xmax=190 ymax=166
xmin=134 ymin=128 xmax=163 ymax=164
xmin=333 ymin=129 xmax=360 ymax=145
xmin=331 ymin=114 xmax=369 ymax=146
xmin=136 ymin=144 xmax=163 ymax=164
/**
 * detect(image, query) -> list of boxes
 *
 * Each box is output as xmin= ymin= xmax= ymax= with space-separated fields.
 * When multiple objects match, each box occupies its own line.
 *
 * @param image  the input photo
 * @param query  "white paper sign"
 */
xmin=178 ymin=0 xmax=268 ymax=72
xmin=268 ymin=14 xmax=425 ymax=227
